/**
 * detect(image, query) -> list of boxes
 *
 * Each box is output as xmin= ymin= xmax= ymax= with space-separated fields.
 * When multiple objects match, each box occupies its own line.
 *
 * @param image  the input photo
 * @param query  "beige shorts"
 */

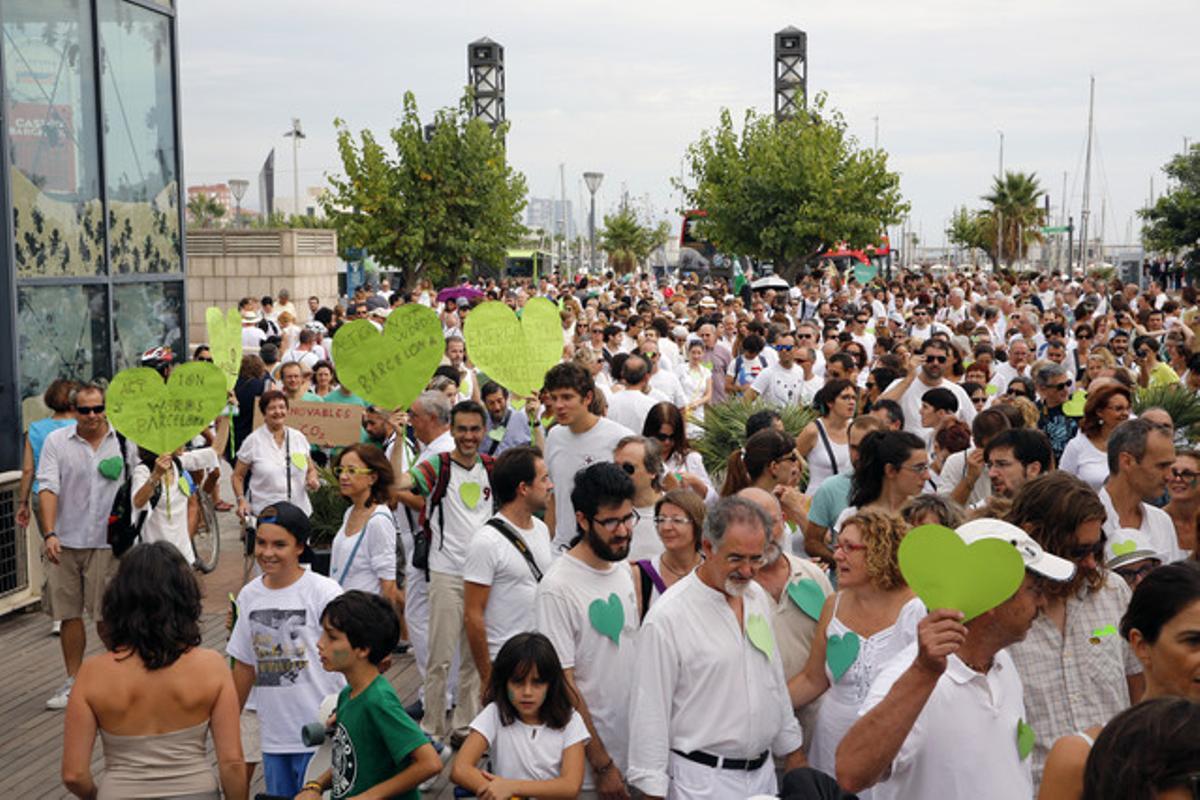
xmin=46 ymin=547 xmax=118 ymax=622
xmin=240 ymin=708 xmax=262 ymax=763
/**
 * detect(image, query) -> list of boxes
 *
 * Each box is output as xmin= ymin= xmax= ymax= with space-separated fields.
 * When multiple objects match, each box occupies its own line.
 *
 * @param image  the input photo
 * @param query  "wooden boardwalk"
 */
xmin=0 ymin=511 xmax=460 ymax=799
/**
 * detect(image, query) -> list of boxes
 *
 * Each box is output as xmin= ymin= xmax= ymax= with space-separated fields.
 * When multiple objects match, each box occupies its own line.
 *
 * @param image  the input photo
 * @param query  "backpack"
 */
xmin=734 ymin=353 xmax=768 ymax=385
xmin=411 ymin=452 xmax=495 ymax=578
xmin=106 ymin=435 xmax=177 ymax=558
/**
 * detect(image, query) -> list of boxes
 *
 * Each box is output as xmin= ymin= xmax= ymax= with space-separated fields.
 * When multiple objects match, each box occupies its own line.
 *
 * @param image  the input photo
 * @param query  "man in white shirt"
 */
xmin=628 ymin=497 xmax=807 ymax=799
xmin=241 ymin=309 xmax=268 ymax=354
xmin=544 ymin=363 xmax=633 ymax=551
xmin=537 ymin=463 xmax=640 ymax=799
xmin=746 ymin=332 xmax=807 ymax=408
xmin=463 ymin=446 xmax=554 ymax=688
xmin=992 ymin=338 xmax=1032 ymax=395
xmin=1099 ymin=418 xmax=1186 ymax=562
xmin=280 ymin=329 xmax=321 ymax=372
xmin=879 ymin=340 xmax=976 ymax=437
xmin=640 ymin=339 xmax=687 ymax=408
xmin=605 ymin=354 xmax=660 ymax=436
xmin=837 ymin=518 xmax=1074 ymax=800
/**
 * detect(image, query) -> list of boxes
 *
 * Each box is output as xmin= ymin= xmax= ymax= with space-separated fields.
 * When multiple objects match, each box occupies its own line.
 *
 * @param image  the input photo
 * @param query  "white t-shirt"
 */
xmin=410 ymin=454 xmax=494 ymax=577
xmin=545 ymin=418 xmax=633 ymax=551
xmin=462 ymin=513 xmax=554 ymax=659
xmin=236 ymin=425 xmax=313 ymax=516
xmin=1098 ymin=487 xmax=1188 ymax=563
xmin=626 ymin=503 xmax=662 ymax=563
xmin=330 ymin=506 xmax=397 ymax=592
xmin=132 ymin=449 xmax=214 ymax=565
xmin=606 ymin=389 xmax=659 ymax=434
xmin=226 ymin=571 xmax=346 ymax=753
xmin=751 ymin=363 xmax=807 ymax=407
xmin=281 ymin=347 xmax=321 ymax=373
xmin=469 ymin=703 xmax=590 ymax=782
xmin=536 ymin=553 xmax=639 ymax=787
xmin=242 ymin=325 xmax=267 ymax=353
xmin=883 ymin=376 xmax=977 ymax=437
xmin=649 ymin=370 xmax=688 ymax=409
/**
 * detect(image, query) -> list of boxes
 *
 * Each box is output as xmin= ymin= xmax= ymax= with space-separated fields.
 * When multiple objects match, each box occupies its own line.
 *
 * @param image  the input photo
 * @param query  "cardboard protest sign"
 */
xmin=464 ymin=298 xmax=562 ymax=397
xmin=898 ymin=524 xmax=1025 ymax=622
xmin=331 ymin=305 xmax=443 ymax=410
xmin=205 ymin=307 xmax=242 ymax=391
xmin=107 ymin=362 xmax=228 ymax=454
xmin=252 ymin=400 xmax=364 ymax=447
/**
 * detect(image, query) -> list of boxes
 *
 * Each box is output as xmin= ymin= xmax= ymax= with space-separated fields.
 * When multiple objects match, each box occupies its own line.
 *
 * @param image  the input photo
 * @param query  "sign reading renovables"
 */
xmin=252 ymin=400 xmax=363 ymax=447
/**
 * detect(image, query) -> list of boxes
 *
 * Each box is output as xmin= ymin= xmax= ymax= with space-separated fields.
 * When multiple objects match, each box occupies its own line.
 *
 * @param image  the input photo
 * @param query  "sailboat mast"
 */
xmin=1079 ymin=76 xmax=1095 ymax=269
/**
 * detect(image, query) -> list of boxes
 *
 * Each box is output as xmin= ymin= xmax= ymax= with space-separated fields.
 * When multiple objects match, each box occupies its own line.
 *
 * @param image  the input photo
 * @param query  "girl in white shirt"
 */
xmin=452 ymin=632 xmax=589 ymax=800
xmin=330 ymin=444 xmax=400 ymax=606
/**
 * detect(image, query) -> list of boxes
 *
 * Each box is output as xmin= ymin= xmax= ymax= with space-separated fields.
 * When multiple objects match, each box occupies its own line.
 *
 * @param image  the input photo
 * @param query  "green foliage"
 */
xmin=307 ymin=465 xmax=351 ymax=549
xmin=598 ymin=206 xmax=671 ymax=274
xmin=321 ymin=91 xmax=529 ymax=287
xmin=1140 ymin=145 xmax=1200 ymax=269
xmin=945 ymin=205 xmax=993 ymax=253
xmin=981 ymin=171 xmax=1046 ymax=263
xmin=187 ymin=193 xmax=225 ymax=228
xmin=679 ymin=94 xmax=908 ymax=281
xmin=249 ymin=211 xmax=336 ymax=230
xmin=1133 ymin=383 xmax=1200 ymax=442
xmin=692 ymin=398 xmax=815 ymax=476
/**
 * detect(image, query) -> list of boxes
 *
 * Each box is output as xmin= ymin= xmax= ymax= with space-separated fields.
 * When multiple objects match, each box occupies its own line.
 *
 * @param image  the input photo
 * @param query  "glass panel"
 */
xmin=2 ymin=0 xmax=106 ymax=277
xmin=112 ymin=280 xmax=183 ymax=371
xmin=98 ymin=0 xmax=180 ymax=273
xmin=17 ymin=284 xmax=110 ymax=401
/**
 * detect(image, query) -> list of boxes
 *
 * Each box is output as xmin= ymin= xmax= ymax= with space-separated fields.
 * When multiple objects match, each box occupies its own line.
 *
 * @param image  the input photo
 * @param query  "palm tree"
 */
xmin=981 ymin=171 xmax=1046 ymax=264
xmin=598 ymin=207 xmax=670 ymax=274
xmin=187 ymin=193 xmax=226 ymax=228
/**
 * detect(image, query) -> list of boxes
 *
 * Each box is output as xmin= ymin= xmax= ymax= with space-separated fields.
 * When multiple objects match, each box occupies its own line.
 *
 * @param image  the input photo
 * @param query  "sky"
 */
xmin=179 ymin=0 xmax=1199 ymax=252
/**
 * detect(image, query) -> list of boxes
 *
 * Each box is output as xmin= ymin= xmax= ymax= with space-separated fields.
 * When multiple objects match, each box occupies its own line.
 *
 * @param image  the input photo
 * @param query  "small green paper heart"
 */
xmin=290 ymin=452 xmax=308 ymax=471
xmin=826 ymin=631 xmax=861 ymax=681
xmin=985 ymin=384 xmax=999 ymax=396
xmin=786 ymin=579 xmax=826 ymax=621
xmin=97 ymin=456 xmax=123 ymax=481
xmin=746 ymin=613 xmax=775 ymax=660
xmin=898 ymin=524 xmax=1025 ymax=622
xmin=1091 ymin=624 xmax=1118 ymax=640
xmin=1111 ymin=539 xmax=1137 ymax=556
xmin=1017 ymin=719 xmax=1035 ymax=760
xmin=178 ymin=476 xmax=192 ymax=497
xmin=588 ymin=593 xmax=625 ymax=645
xmin=459 ymin=481 xmax=482 ymax=509
xmin=1063 ymin=389 xmax=1087 ymax=418
xmin=488 ymin=426 xmax=506 ymax=443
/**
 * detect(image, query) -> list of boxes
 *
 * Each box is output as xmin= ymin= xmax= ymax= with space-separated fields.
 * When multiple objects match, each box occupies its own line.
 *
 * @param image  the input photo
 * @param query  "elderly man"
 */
xmin=697 ymin=324 xmax=732 ymax=404
xmin=628 ymin=497 xmax=807 ymax=800
xmin=1034 ymin=362 xmax=1078 ymax=463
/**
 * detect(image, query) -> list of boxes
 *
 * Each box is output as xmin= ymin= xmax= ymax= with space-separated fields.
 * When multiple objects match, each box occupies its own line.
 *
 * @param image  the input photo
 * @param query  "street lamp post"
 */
xmin=228 ymin=179 xmax=249 ymax=227
xmin=283 ymin=118 xmax=305 ymax=217
xmin=583 ymin=171 xmax=603 ymax=274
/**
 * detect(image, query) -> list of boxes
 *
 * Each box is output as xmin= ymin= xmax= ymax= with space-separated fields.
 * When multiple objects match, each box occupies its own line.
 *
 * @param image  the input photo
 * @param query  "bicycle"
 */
xmin=191 ymin=488 xmax=220 ymax=573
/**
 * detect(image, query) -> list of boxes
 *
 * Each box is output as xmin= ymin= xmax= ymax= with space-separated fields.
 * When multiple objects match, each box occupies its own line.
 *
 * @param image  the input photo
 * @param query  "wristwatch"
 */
xmin=42 ymin=530 xmax=57 ymax=540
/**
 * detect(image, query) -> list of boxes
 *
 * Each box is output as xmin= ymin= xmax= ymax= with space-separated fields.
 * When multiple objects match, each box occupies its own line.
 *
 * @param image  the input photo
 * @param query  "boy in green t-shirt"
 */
xmin=299 ymin=591 xmax=442 ymax=799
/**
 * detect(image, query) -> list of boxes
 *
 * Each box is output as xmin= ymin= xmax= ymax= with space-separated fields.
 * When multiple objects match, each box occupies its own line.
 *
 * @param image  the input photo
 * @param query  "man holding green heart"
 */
xmin=836 ymin=518 xmax=1074 ymax=799
xmin=628 ymin=497 xmax=806 ymax=800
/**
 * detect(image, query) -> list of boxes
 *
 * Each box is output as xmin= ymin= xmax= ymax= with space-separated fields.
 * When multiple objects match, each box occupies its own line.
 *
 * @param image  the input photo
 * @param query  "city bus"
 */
xmin=503 ymin=249 xmax=553 ymax=280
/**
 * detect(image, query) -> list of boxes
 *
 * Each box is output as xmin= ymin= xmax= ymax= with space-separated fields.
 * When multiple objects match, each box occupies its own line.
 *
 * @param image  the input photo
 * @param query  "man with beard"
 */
xmin=984 ymin=429 xmax=1053 ymax=499
xmin=537 ymin=463 xmax=640 ymax=799
xmin=1005 ymin=472 xmax=1146 ymax=788
xmin=628 ymin=497 xmax=806 ymax=800
xmin=879 ymin=339 xmax=976 ymax=437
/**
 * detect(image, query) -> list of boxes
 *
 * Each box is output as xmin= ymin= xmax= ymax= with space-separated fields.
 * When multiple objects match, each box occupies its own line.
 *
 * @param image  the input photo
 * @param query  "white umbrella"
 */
xmin=751 ymin=275 xmax=789 ymax=291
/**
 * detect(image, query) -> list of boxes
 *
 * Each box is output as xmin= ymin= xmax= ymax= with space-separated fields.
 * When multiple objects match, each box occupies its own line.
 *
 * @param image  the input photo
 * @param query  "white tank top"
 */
xmin=807 ymin=419 xmax=851 ymax=495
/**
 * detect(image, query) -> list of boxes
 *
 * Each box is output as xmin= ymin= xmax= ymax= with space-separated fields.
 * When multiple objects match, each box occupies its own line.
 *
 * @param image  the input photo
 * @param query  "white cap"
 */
xmin=955 ymin=518 xmax=1075 ymax=582
xmin=1105 ymin=527 xmax=1163 ymax=570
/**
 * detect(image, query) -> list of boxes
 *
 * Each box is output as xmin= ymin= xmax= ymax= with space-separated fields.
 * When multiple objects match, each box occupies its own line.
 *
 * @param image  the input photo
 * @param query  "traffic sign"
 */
xmin=1040 ymin=225 xmax=1070 ymax=234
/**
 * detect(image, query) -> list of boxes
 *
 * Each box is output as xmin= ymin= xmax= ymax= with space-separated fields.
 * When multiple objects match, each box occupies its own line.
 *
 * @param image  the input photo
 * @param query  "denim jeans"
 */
xmin=262 ymin=751 xmax=314 ymax=797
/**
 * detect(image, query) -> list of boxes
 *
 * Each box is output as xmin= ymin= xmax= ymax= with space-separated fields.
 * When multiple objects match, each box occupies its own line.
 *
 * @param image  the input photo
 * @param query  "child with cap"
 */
xmin=227 ymin=501 xmax=345 ymax=797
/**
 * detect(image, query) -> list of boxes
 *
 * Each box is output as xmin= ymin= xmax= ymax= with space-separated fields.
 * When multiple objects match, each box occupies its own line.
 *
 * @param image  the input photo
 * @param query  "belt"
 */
xmin=671 ymin=748 xmax=770 ymax=771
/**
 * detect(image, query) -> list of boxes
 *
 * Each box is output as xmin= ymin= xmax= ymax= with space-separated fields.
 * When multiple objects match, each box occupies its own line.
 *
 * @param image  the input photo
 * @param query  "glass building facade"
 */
xmin=0 ymin=0 xmax=184 ymax=469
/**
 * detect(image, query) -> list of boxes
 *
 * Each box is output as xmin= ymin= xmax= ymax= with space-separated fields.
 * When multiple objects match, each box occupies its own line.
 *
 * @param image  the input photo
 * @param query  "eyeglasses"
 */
xmin=898 ymin=461 xmax=931 ymax=475
xmin=971 ymin=395 xmax=986 ymax=405
xmin=834 ymin=540 xmax=868 ymax=553
xmin=592 ymin=509 xmax=641 ymax=533
xmin=1065 ymin=535 xmax=1107 ymax=562
xmin=923 ymin=355 xmax=947 ymax=364
xmin=1170 ymin=468 xmax=1200 ymax=487
xmin=1047 ymin=381 xmax=1071 ymax=391
xmin=653 ymin=432 xmax=674 ymax=442
xmin=196 ymin=356 xmax=214 ymax=363
xmin=795 ymin=333 xmax=814 ymax=339
xmin=333 ymin=466 xmax=373 ymax=477
xmin=1114 ymin=562 xmax=1158 ymax=584
xmin=75 ymin=405 xmax=106 ymax=415
xmin=775 ymin=452 xmax=800 ymax=464
xmin=654 ymin=515 xmax=691 ymax=527
xmin=619 ymin=462 xmax=638 ymax=475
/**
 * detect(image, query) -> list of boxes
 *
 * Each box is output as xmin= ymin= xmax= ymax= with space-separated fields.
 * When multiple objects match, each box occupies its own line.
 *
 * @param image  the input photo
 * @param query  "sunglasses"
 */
xmin=1065 ymin=535 xmax=1107 ymax=562
xmin=619 ymin=462 xmax=638 ymax=475
xmin=775 ymin=344 xmax=794 ymax=352
xmin=653 ymin=432 xmax=674 ymax=442
xmin=1047 ymin=381 xmax=1071 ymax=391
xmin=923 ymin=355 xmax=947 ymax=364
xmin=333 ymin=466 xmax=373 ymax=477
xmin=196 ymin=356 xmax=214 ymax=363
xmin=1170 ymin=468 xmax=1200 ymax=487
xmin=1115 ymin=562 xmax=1158 ymax=584
xmin=75 ymin=404 xmax=106 ymax=415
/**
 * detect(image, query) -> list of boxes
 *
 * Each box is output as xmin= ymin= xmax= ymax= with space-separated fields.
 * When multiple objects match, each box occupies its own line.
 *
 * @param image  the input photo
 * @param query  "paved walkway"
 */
xmin=0 ymin=508 xmax=459 ymax=798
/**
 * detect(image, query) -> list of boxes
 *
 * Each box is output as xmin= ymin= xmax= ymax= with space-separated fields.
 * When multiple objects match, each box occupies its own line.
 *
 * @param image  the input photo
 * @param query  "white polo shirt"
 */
xmin=235 ymin=425 xmax=313 ymax=516
xmin=860 ymin=643 xmax=1032 ymax=800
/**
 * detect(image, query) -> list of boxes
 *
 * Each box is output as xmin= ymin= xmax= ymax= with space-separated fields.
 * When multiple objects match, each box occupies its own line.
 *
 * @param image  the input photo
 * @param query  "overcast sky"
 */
xmin=179 ymin=0 xmax=1198 ymax=250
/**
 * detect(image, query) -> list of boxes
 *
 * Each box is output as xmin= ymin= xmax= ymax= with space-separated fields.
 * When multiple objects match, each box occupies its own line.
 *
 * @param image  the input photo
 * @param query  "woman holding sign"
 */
xmin=231 ymin=390 xmax=319 ymax=519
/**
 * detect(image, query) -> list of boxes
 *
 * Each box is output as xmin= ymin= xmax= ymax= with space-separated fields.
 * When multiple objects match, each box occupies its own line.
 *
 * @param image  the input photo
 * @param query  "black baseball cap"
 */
xmin=256 ymin=501 xmax=311 ymax=545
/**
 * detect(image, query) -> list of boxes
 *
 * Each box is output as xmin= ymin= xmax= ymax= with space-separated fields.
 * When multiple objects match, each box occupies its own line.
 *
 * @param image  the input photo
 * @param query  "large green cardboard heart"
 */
xmin=459 ymin=481 xmax=482 ymax=510
xmin=205 ymin=306 xmax=242 ymax=391
xmin=331 ymin=306 xmax=444 ymax=410
xmin=1016 ymin=719 xmax=1035 ymax=761
xmin=1063 ymin=389 xmax=1087 ymax=418
xmin=1110 ymin=539 xmax=1137 ymax=556
xmin=588 ymin=593 xmax=625 ymax=645
xmin=826 ymin=631 xmax=860 ymax=681
xmin=98 ymin=456 xmax=124 ymax=480
xmin=746 ymin=613 xmax=775 ymax=660
xmin=898 ymin=524 xmax=1025 ymax=622
xmin=464 ymin=298 xmax=563 ymax=398
xmin=786 ymin=578 xmax=826 ymax=621
xmin=107 ymin=362 xmax=228 ymax=455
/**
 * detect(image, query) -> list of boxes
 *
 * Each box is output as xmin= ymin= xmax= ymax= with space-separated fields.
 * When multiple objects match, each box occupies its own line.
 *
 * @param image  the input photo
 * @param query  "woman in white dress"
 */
xmin=641 ymin=402 xmax=716 ymax=504
xmin=788 ymin=510 xmax=922 ymax=794
xmin=329 ymin=443 xmax=401 ymax=605
xmin=676 ymin=339 xmax=712 ymax=437
xmin=795 ymin=379 xmax=856 ymax=496
xmin=1059 ymin=382 xmax=1132 ymax=491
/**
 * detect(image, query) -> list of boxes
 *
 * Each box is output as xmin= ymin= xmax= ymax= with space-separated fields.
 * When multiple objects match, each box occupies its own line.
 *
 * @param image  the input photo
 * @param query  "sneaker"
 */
xmin=46 ymin=677 xmax=74 ymax=710
xmin=449 ymin=730 xmax=468 ymax=750
xmin=51 ymin=621 xmax=61 ymax=636
xmin=418 ymin=741 xmax=452 ymax=792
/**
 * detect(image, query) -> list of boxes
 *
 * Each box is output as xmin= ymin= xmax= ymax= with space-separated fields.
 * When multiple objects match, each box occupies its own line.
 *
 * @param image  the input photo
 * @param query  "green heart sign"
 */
xmin=1063 ymin=389 xmax=1087 ymax=418
xmin=1110 ymin=539 xmax=1137 ymax=556
xmin=786 ymin=578 xmax=826 ymax=621
xmin=205 ymin=306 xmax=242 ymax=391
xmin=826 ymin=631 xmax=860 ymax=681
xmin=1016 ymin=719 xmax=1035 ymax=761
xmin=459 ymin=481 xmax=482 ymax=510
xmin=97 ymin=456 xmax=124 ymax=481
xmin=107 ymin=362 xmax=228 ymax=455
xmin=331 ymin=305 xmax=444 ymax=410
xmin=465 ymin=298 xmax=564 ymax=398
xmin=746 ymin=613 xmax=775 ymax=660
xmin=985 ymin=383 xmax=999 ymax=396
xmin=898 ymin=524 xmax=1025 ymax=622
xmin=588 ymin=593 xmax=625 ymax=645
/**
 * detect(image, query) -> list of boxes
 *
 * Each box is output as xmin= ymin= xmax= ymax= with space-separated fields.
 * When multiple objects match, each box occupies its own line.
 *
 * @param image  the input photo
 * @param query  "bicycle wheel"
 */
xmin=192 ymin=493 xmax=221 ymax=573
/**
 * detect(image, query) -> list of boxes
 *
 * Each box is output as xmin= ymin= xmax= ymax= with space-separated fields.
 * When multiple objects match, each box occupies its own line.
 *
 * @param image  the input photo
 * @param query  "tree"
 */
xmin=945 ymin=205 xmax=994 ymax=258
xmin=981 ymin=171 xmax=1046 ymax=263
xmin=321 ymin=91 xmax=528 ymax=286
xmin=679 ymin=94 xmax=907 ymax=281
xmin=598 ymin=206 xmax=671 ymax=274
xmin=186 ymin=193 xmax=225 ymax=228
xmin=1140 ymin=144 xmax=1200 ymax=269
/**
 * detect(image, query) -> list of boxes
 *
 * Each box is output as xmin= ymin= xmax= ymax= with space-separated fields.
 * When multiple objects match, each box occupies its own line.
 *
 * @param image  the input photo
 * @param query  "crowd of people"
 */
xmin=23 ymin=263 xmax=1200 ymax=799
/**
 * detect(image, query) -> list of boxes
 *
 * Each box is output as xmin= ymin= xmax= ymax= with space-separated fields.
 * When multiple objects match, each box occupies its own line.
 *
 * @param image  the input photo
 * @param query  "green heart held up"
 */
xmin=898 ymin=524 xmax=1025 ymax=622
xmin=464 ymin=299 xmax=564 ymax=398
xmin=106 ymin=362 xmax=229 ymax=455
xmin=331 ymin=305 xmax=445 ymax=410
